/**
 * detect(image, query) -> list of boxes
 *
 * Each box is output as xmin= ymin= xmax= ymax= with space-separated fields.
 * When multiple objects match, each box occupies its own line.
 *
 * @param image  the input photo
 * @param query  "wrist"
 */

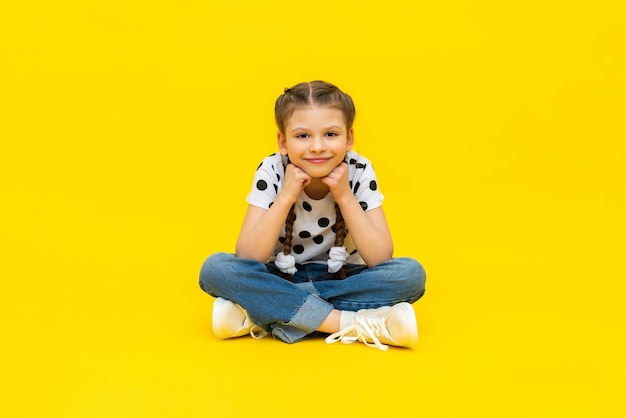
xmin=274 ymin=193 xmax=297 ymax=210
xmin=332 ymin=190 xmax=356 ymax=208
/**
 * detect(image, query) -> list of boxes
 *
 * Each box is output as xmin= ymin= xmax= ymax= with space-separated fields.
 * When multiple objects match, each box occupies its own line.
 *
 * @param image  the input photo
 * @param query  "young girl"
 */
xmin=199 ymin=81 xmax=426 ymax=351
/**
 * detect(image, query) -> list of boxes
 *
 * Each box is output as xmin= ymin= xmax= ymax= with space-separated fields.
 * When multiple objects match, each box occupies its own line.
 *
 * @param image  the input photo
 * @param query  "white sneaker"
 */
xmin=325 ymin=302 xmax=418 ymax=351
xmin=211 ymin=297 xmax=267 ymax=339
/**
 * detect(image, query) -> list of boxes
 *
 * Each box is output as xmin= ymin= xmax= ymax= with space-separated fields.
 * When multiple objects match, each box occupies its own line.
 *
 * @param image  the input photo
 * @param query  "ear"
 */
xmin=277 ymin=131 xmax=288 ymax=156
xmin=346 ymin=128 xmax=355 ymax=151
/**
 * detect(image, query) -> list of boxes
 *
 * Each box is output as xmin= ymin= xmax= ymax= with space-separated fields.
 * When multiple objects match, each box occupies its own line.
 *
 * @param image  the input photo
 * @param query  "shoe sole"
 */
xmin=211 ymin=297 xmax=230 ymax=339
xmin=396 ymin=302 xmax=419 ymax=347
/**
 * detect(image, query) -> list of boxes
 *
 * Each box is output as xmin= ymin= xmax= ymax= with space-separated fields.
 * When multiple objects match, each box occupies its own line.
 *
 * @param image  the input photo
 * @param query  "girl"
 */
xmin=199 ymin=81 xmax=426 ymax=351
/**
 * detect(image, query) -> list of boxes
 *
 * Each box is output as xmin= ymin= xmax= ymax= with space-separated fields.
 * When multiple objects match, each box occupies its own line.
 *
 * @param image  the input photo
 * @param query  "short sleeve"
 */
xmin=245 ymin=154 xmax=284 ymax=209
xmin=347 ymin=152 xmax=384 ymax=212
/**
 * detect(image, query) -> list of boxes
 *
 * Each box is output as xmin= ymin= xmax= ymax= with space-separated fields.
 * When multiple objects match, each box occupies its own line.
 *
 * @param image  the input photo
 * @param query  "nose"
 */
xmin=310 ymin=136 xmax=326 ymax=152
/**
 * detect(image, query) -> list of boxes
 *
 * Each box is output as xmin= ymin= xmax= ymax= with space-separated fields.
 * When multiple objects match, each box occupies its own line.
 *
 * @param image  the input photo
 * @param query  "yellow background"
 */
xmin=1 ymin=1 xmax=625 ymax=416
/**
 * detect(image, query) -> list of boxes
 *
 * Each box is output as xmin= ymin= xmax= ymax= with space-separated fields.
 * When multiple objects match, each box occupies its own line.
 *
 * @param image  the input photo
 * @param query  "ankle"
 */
xmin=317 ymin=309 xmax=342 ymax=333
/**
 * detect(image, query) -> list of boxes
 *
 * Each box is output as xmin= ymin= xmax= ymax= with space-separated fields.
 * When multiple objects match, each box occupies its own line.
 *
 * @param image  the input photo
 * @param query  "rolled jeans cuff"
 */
xmin=271 ymin=294 xmax=334 ymax=344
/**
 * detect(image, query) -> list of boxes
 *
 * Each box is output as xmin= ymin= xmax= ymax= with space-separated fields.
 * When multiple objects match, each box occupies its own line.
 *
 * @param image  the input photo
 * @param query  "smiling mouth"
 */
xmin=305 ymin=158 xmax=331 ymax=164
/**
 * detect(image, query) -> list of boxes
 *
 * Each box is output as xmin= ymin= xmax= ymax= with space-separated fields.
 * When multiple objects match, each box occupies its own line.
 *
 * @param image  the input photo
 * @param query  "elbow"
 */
xmin=235 ymin=245 xmax=269 ymax=264
xmin=379 ymin=242 xmax=394 ymax=264
xmin=235 ymin=251 xmax=268 ymax=264
xmin=364 ymin=248 xmax=394 ymax=267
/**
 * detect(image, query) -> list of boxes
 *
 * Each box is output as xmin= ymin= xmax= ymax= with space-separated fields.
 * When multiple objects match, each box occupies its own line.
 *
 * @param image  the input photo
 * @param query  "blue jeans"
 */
xmin=198 ymin=253 xmax=426 ymax=344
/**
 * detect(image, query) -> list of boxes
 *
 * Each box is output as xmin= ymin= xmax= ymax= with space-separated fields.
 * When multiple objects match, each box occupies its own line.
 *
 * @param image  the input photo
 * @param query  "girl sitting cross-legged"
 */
xmin=199 ymin=80 xmax=426 ymax=351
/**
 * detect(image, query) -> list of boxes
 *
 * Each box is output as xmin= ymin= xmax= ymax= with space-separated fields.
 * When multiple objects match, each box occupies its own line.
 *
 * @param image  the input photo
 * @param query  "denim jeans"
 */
xmin=198 ymin=253 xmax=426 ymax=344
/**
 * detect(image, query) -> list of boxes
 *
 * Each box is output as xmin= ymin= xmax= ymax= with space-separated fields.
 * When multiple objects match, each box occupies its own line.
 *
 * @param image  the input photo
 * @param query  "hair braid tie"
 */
xmin=328 ymin=246 xmax=349 ymax=273
xmin=275 ymin=252 xmax=297 ymax=275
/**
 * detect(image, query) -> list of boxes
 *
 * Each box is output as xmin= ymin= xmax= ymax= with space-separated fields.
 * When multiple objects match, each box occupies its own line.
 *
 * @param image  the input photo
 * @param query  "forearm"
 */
xmin=235 ymin=197 xmax=293 ymax=262
xmin=336 ymin=196 xmax=393 ymax=266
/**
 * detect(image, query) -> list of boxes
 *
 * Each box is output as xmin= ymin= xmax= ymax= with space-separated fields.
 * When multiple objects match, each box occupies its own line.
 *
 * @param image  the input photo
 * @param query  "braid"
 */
xmin=334 ymin=203 xmax=348 ymax=279
xmin=283 ymin=204 xmax=296 ymax=256
xmin=277 ymin=204 xmax=297 ymax=281
xmin=334 ymin=203 xmax=347 ymax=247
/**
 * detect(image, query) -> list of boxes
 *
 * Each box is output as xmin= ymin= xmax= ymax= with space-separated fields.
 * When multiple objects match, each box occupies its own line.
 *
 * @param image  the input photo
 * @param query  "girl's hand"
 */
xmin=321 ymin=162 xmax=352 ymax=203
xmin=281 ymin=163 xmax=311 ymax=204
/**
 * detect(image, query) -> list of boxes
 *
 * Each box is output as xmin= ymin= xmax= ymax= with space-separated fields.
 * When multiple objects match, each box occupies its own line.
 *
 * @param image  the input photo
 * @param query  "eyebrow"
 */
xmin=289 ymin=125 xmax=343 ymax=133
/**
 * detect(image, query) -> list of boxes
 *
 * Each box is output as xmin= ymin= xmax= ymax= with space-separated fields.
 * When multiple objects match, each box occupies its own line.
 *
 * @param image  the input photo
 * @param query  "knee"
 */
xmin=396 ymin=257 xmax=426 ymax=299
xmin=198 ymin=252 xmax=234 ymax=293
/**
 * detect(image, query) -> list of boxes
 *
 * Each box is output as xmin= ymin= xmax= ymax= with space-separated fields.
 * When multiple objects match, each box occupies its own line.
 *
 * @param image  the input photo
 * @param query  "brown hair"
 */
xmin=275 ymin=80 xmax=356 ymax=134
xmin=277 ymin=81 xmax=354 ymax=279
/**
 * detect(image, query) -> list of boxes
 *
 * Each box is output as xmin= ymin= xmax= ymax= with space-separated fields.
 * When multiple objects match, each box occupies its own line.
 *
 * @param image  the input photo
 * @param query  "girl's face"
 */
xmin=277 ymin=106 xmax=354 ymax=178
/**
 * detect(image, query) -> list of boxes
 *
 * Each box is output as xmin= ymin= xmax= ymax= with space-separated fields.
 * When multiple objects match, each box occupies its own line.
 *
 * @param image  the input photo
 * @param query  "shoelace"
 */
xmin=249 ymin=325 xmax=268 ymax=339
xmin=325 ymin=315 xmax=391 ymax=351
xmin=237 ymin=309 xmax=268 ymax=340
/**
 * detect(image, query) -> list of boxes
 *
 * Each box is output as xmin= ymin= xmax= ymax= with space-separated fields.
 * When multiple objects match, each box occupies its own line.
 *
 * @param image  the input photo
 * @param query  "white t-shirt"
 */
xmin=246 ymin=151 xmax=384 ymax=266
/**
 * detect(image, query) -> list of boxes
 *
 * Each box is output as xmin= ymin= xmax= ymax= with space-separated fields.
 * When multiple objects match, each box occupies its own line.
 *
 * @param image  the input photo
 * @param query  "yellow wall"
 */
xmin=1 ymin=1 xmax=624 ymax=417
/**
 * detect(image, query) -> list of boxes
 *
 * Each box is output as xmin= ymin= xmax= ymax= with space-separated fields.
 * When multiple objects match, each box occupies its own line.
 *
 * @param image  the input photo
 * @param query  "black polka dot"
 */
xmin=356 ymin=163 xmax=366 ymax=169
xmin=279 ymin=236 xmax=285 ymax=244
xmin=349 ymin=181 xmax=353 ymax=189
xmin=331 ymin=223 xmax=337 ymax=232
xmin=353 ymin=182 xmax=360 ymax=193
xmin=256 ymin=180 xmax=268 ymax=191
xmin=302 ymin=201 xmax=312 ymax=212
xmin=299 ymin=231 xmax=311 ymax=238
xmin=351 ymin=249 xmax=358 ymax=255
xmin=359 ymin=201 xmax=368 ymax=211
xmin=313 ymin=235 xmax=324 ymax=244
xmin=349 ymin=158 xmax=357 ymax=165
xmin=318 ymin=217 xmax=330 ymax=227
xmin=269 ymin=202 xmax=274 ymax=208
xmin=276 ymin=173 xmax=281 ymax=181
xmin=273 ymin=183 xmax=278 ymax=193
xmin=293 ymin=245 xmax=304 ymax=254
xmin=370 ymin=180 xmax=378 ymax=191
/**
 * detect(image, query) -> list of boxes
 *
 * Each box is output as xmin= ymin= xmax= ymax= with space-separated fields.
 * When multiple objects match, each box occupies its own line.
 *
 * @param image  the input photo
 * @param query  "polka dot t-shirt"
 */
xmin=246 ymin=151 xmax=384 ymax=266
